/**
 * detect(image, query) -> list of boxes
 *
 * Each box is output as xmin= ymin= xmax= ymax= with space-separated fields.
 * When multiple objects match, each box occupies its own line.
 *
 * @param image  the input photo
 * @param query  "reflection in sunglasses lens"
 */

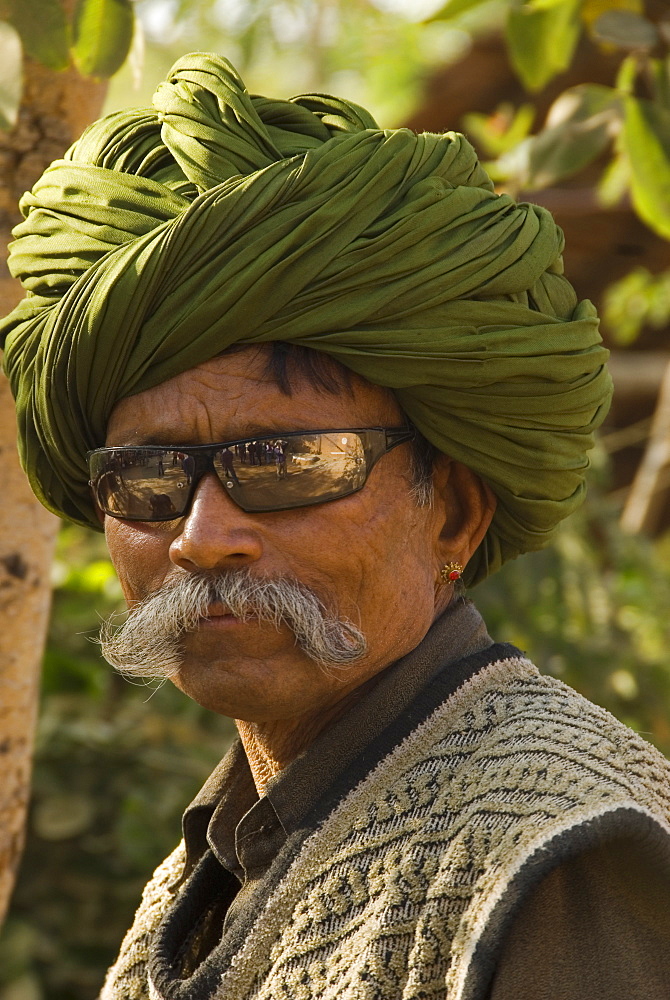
xmin=214 ymin=433 xmax=367 ymax=511
xmin=91 ymin=432 xmax=373 ymax=519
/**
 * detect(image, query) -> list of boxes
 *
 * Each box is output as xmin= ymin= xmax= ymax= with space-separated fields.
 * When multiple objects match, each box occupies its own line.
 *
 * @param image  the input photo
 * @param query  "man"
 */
xmin=2 ymin=54 xmax=670 ymax=1000
xmin=218 ymin=445 xmax=240 ymax=485
xmin=274 ymin=441 xmax=287 ymax=478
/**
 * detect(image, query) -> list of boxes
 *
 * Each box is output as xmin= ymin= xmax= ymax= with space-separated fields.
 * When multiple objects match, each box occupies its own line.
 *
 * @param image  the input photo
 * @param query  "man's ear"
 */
xmin=431 ymin=453 xmax=497 ymax=571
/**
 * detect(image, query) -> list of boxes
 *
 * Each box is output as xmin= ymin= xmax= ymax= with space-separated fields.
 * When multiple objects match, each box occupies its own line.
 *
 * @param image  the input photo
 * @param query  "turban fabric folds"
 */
xmin=0 ymin=54 xmax=612 ymax=585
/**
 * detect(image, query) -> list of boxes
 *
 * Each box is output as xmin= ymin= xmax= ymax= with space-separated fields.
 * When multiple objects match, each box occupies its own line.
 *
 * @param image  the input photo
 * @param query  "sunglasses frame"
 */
xmin=88 ymin=426 xmax=415 ymax=521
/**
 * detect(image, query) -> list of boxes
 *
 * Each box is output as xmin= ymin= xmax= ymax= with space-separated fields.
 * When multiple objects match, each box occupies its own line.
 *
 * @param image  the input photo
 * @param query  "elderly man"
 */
xmin=3 ymin=54 xmax=670 ymax=1000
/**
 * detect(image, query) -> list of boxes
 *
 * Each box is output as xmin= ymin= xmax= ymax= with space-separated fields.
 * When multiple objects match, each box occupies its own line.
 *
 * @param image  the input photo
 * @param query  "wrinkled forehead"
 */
xmin=105 ymin=345 xmax=404 ymax=447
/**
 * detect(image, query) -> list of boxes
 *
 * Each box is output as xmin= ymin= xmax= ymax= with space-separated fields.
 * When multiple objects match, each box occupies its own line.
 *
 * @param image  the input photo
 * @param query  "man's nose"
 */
xmin=169 ymin=474 xmax=264 ymax=572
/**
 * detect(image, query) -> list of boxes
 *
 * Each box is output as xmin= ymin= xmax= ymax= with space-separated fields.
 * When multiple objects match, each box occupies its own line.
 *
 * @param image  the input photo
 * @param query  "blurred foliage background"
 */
xmin=3 ymin=0 xmax=670 ymax=997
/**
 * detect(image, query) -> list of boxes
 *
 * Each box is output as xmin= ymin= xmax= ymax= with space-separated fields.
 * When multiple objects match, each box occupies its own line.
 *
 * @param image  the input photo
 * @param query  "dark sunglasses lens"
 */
xmin=214 ymin=432 xmax=370 ymax=511
xmin=90 ymin=449 xmax=191 ymax=520
xmin=90 ymin=432 xmax=378 ymax=520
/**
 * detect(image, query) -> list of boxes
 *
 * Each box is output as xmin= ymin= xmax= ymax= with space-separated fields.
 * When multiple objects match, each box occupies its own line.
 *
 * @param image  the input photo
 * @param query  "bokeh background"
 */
xmin=3 ymin=1 xmax=670 ymax=997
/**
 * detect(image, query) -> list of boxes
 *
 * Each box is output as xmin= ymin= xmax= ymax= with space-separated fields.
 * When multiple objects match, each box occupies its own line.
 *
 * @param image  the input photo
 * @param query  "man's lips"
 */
xmin=203 ymin=601 xmax=233 ymax=617
xmin=195 ymin=603 xmax=246 ymax=629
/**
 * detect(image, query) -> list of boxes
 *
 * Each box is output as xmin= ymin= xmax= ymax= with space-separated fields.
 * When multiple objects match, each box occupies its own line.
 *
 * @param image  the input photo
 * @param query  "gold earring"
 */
xmin=440 ymin=562 xmax=463 ymax=584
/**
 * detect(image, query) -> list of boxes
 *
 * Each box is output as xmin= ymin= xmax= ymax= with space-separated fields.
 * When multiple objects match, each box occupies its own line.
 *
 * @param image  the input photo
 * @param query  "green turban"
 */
xmin=0 ymin=53 xmax=611 ymax=586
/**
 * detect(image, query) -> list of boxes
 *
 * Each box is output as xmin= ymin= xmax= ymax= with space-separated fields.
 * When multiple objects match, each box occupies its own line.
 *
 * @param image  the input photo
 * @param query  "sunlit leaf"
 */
xmin=603 ymin=267 xmax=670 ymax=345
xmin=597 ymin=149 xmax=630 ymax=207
xmin=526 ymin=0 xmax=572 ymax=9
xmin=71 ymin=0 xmax=134 ymax=78
xmin=506 ymin=0 xmax=582 ymax=92
xmin=7 ymin=0 xmax=69 ymax=70
xmin=532 ymin=120 xmax=613 ymax=186
xmin=492 ymin=83 xmax=620 ymax=188
xmin=0 ymin=20 xmax=22 ymax=129
xmin=616 ymin=53 xmax=641 ymax=95
xmin=427 ymin=0 xmax=494 ymax=21
xmin=592 ymin=9 xmax=659 ymax=50
xmin=496 ymin=116 xmax=614 ymax=189
xmin=545 ymin=82 xmax=619 ymax=127
xmin=623 ymin=96 xmax=670 ymax=239
xmin=463 ymin=102 xmax=535 ymax=156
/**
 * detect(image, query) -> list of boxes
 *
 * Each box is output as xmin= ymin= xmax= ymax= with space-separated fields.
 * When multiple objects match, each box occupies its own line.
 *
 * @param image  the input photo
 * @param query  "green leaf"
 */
xmin=463 ymin=102 xmax=535 ymax=156
xmin=597 ymin=150 xmax=630 ymax=207
xmin=649 ymin=57 xmax=670 ymax=113
xmin=71 ymin=0 xmax=134 ymax=79
xmin=427 ymin=0 xmax=494 ymax=21
xmin=603 ymin=267 xmax=670 ymax=345
xmin=623 ymin=96 xmax=670 ymax=239
xmin=531 ymin=119 xmax=613 ymax=185
xmin=0 ymin=20 xmax=22 ymax=128
xmin=593 ymin=9 xmax=658 ymax=50
xmin=616 ymin=53 xmax=640 ymax=95
xmin=492 ymin=83 xmax=621 ymax=188
xmin=495 ymin=117 xmax=612 ymax=188
xmin=545 ymin=82 xmax=619 ymax=127
xmin=7 ymin=0 xmax=69 ymax=70
xmin=526 ymin=0 xmax=573 ymax=8
xmin=506 ymin=0 xmax=582 ymax=92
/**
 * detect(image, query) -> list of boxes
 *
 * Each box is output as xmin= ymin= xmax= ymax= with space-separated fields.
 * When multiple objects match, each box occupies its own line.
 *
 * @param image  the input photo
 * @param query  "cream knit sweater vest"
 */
xmin=100 ymin=655 xmax=670 ymax=1000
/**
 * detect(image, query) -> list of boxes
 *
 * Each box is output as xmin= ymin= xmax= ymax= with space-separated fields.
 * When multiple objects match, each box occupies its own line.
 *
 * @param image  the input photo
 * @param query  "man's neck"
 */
xmin=235 ymin=670 xmax=392 ymax=794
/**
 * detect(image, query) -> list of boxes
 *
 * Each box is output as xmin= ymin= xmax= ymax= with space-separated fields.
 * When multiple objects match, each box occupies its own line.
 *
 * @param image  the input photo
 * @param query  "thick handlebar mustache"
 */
xmin=98 ymin=569 xmax=367 ymax=679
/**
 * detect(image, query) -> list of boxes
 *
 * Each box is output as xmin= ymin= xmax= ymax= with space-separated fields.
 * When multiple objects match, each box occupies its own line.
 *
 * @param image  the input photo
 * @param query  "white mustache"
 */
xmin=99 ymin=569 xmax=367 ymax=680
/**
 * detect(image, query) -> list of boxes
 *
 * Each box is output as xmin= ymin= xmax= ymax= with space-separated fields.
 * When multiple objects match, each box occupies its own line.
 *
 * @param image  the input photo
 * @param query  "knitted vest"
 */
xmin=100 ymin=654 xmax=670 ymax=1000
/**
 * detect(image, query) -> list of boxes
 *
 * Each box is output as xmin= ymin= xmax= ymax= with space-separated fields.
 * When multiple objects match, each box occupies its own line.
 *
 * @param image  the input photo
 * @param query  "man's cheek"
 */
xmin=104 ymin=519 xmax=170 ymax=602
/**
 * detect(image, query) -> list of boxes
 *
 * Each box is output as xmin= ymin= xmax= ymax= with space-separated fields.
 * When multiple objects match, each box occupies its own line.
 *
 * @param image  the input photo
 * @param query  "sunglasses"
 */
xmin=88 ymin=427 xmax=415 ymax=521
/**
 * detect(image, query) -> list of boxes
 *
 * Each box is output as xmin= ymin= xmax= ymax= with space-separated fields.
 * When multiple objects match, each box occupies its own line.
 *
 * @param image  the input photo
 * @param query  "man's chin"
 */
xmin=168 ymin=649 xmax=323 ymax=721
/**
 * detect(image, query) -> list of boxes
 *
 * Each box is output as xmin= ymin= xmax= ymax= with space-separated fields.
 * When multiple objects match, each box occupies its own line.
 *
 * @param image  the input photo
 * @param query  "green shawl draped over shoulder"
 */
xmin=0 ymin=53 xmax=612 ymax=585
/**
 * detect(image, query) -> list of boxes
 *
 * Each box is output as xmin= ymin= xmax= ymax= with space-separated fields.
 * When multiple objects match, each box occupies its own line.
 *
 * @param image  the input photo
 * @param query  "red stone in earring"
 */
xmin=440 ymin=562 xmax=463 ymax=584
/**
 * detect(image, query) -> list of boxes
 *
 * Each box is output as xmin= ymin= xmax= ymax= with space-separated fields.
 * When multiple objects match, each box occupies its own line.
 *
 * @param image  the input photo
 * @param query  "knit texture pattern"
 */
xmin=99 ymin=655 xmax=670 ymax=1000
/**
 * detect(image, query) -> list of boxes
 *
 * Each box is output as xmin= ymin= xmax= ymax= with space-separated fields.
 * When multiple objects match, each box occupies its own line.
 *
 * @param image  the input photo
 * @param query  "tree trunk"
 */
xmin=621 ymin=361 xmax=670 ymax=537
xmin=0 ymin=56 xmax=106 ymax=928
